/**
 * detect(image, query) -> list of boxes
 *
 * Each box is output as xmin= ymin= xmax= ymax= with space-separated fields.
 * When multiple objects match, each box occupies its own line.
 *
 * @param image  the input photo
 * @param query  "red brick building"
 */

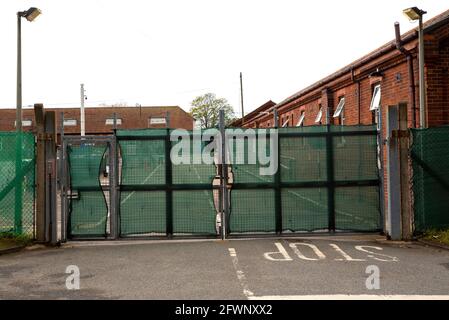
xmin=0 ymin=105 xmax=194 ymax=134
xmin=241 ymin=9 xmax=449 ymax=130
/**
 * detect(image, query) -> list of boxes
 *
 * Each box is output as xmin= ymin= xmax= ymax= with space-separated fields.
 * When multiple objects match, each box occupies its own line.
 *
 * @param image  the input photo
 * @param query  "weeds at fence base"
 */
xmin=0 ymin=232 xmax=33 ymax=248
xmin=422 ymin=229 xmax=449 ymax=246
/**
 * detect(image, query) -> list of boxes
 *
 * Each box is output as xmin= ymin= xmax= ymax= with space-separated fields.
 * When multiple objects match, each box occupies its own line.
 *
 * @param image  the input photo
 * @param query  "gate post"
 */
xmin=109 ymin=133 xmax=119 ymax=239
xmin=44 ymin=111 xmax=58 ymax=244
xmin=386 ymin=103 xmax=411 ymax=240
xmin=219 ymin=109 xmax=228 ymax=240
xmin=34 ymin=104 xmax=46 ymax=242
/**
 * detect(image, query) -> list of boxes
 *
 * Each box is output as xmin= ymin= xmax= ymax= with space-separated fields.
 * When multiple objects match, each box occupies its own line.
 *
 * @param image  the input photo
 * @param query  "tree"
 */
xmin=189 ymin=93 xmax=236 ymax=128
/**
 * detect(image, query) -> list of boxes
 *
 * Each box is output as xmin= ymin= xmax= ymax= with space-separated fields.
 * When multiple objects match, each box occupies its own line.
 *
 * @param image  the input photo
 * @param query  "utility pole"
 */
xmin=240 ymin=72 xmax=244 ymax=127
xmin=80 ymin=84 xmax=86 ymax=136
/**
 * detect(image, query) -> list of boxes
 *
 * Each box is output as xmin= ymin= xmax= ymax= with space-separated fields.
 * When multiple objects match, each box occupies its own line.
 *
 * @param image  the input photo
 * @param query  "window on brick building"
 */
xmin=370 ymin=85 xmax=381 ymax=111
xmin=333 ymin=97 xmax=345 ymax=125
xmin=149 ymin=117 xmax=166 ymax=126
xmin=14 ymin=120 xmax=32 ymax=127
xmin=370 ymin=85 xmax=381 ymax=129
xmin=297 ymin=111 xmax=305 ymax=127
xmin=63 ymin=119 xmax=77 ymax=126
xmin=282 ymin=117 xmax=289 ymax=127
xmin=315 ymin=107 xmax=323 ymax=124
xmin=105 ymin=118 xmax=122 ymax=125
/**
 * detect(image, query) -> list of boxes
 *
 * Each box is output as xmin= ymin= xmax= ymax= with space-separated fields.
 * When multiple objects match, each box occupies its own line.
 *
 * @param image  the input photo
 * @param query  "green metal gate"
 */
xmin=62 ymin=125 xmax=381 ymax=240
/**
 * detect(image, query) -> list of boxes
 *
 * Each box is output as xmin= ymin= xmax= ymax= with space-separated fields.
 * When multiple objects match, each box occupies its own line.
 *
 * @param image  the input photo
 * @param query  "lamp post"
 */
xmin=403 ymin=7 xmax=427 ymax=128
xmin=15 ymin=7 xmax=41 ymax=233
xmin=17 ymin=7 xmax=41 ymax=132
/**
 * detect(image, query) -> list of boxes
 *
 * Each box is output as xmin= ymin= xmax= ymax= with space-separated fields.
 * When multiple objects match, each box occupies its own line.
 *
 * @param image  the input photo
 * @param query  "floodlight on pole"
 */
xmin=403 ymin=7 xmax=427 ymax=128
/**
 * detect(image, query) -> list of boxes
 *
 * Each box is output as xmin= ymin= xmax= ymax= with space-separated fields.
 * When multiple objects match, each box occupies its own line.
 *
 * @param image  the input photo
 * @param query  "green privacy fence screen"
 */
xmin=229 ymin=125 xmax=380 ymax=234
xmin=0 ymin=132 xmax=35 ymax=236
xmin=118 ymin=129 xmax=218 ymax=236
xmin=411 ymin=127 xmax=449 ymax=232
xmin=115 ymin=125 xmax=380 ymax=238
xmin=67 ymin=143 xmax=109 ymax=236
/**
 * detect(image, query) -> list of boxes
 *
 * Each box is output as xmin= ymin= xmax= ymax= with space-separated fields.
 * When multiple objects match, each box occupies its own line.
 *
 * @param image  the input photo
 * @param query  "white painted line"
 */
xmin=249 ymin=295 xmax=449 ymax=300
xmin=228 ymin=248 xmax=254 ymax=299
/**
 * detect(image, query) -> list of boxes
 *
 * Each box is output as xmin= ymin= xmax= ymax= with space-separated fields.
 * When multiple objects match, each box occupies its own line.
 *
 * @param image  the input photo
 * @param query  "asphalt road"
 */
xmin=0 ymin=235 xmax=448 ymax=299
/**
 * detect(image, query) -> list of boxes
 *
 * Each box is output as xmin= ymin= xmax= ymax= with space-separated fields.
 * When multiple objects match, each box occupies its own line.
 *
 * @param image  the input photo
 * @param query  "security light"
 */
xmin=23 ymin=7 xmax=42 ymax=21
xmin=403 ymin=7 xmax=426 ymax=21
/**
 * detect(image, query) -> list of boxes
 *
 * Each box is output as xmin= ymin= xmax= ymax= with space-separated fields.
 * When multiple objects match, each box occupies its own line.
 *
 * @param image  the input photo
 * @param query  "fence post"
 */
xmin=326 ymin=124 xmax=336 ymax=232
xmin=165 ymin=127 xmax=173 ymax=238
xmin=386 ymin=105 xmax=400 ymax=240
xmin=59 ymin=112 xmax=66 ymax=242
xmin=44 ymin=111 xmax=57 ymax=244
xmin=219 ymin=109 xmax=227 ymax=240
xmin=398 ymin=103 xmax=412 ymax=240
xmin=34 ymin=104 xmax=46 ymax=242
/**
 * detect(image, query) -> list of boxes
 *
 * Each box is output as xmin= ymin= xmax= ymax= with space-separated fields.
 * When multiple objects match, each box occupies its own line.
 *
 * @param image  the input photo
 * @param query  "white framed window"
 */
xmin=105 ymin=118 xmax=122 ymax=125
xmin=282 ymin=118 xmax=289 ymax=127
xmin=63 ymin=119 xmax=77 ymax=126
xmin=14 ymin=120 xmax=32 ymax=127
xmin=149 ymin=117 xmax=166 ymax=125
xmin=314 ymin=107 xmax=323 ymax=124
xmin=333 ymin=97 xmax=345 ymax=118
xmin=297 ymin=112 xmax=305 ymax=127
xmin=370 ymin=85 xmax=381 ymax=111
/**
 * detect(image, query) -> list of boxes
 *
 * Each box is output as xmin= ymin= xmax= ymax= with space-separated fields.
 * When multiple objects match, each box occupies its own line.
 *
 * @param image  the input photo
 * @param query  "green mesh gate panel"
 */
xmin=334 ymin=186 xmax=380 ymax=231
xmin=117 ymin=129 xmax=218 ymax=236
xmin=0 ymin=132 xmax=35 ymax=236
xmin=228 ymin=125 xmax=381 ymax=234
xmin=120 ymin=191 xmax=166 ymax=235
xmin=411 ymin=127 xmax=449 ymax=232
xmin=116 ymin=126 xmax=380 ymax=237
xmin=173 ymin=190 xmax=216 ymax=234
xmin=282 ymin=188 xmax=328 ymax=232
xmin=332 ymin=133 xmax=380 ymax=231
xmin=230 ymin=189 xmax=276 ymax=233
xmin=68 ymin=143 xmax=108 ymax=236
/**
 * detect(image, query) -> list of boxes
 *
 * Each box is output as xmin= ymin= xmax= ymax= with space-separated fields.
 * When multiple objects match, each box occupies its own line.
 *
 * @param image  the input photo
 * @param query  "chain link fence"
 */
xmin=411 ymin=127 xmax=449 ymax=232
xmin=0 ymin=132 xmax=35 ymax=236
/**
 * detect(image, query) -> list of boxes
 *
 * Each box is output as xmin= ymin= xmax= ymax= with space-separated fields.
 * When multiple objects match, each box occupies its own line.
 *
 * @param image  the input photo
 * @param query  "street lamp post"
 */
xmin=403 ymin=7 xmax=427 ymax=128
xmin=15 ymin=7 xmax=41 ymax=233
xmin=17 ymin=7 xmax=41 ymax=132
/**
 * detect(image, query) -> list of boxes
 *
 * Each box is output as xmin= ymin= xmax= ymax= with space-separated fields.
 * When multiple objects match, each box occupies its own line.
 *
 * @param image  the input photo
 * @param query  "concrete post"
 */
xmin=386 ymin=105 xmax=401 ymax=240
xmin=386 ymin=103 xmax=411 ymax=240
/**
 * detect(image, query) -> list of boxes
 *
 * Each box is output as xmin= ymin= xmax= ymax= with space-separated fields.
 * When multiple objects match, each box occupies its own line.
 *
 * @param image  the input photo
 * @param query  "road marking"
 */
xmin=228 ymin=248 xmax=254 ymax=299
xmin=330 ymin=243 xmax=366 ymax=261
xmin=289 ymin=243 xmax=326 ymax=261
xmin=249 ymin=295 xmax=449 ymax=300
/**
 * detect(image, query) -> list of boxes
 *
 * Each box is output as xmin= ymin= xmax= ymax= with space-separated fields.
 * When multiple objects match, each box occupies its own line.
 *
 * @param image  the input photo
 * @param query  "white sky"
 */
xmin=0 ymin=1 xmax=448 ymax=116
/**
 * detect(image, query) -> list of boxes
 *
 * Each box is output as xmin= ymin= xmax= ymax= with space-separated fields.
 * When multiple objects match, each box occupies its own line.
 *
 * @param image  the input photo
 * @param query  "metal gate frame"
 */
xmin=59 ymin=124 xmax=382 ymax=241
xmin=60 ymin=135 xmax=118 ymax=241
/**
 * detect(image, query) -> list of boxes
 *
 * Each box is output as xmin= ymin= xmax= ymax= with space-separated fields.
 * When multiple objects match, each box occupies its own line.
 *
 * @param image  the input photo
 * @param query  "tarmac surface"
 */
xmin=1 ymin=235 xmax=449 ymax=299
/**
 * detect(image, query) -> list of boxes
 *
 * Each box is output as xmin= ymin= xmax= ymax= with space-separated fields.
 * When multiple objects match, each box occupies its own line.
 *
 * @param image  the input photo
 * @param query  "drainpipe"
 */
xmin=395 ymin=22 xmax=417 ymax=127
